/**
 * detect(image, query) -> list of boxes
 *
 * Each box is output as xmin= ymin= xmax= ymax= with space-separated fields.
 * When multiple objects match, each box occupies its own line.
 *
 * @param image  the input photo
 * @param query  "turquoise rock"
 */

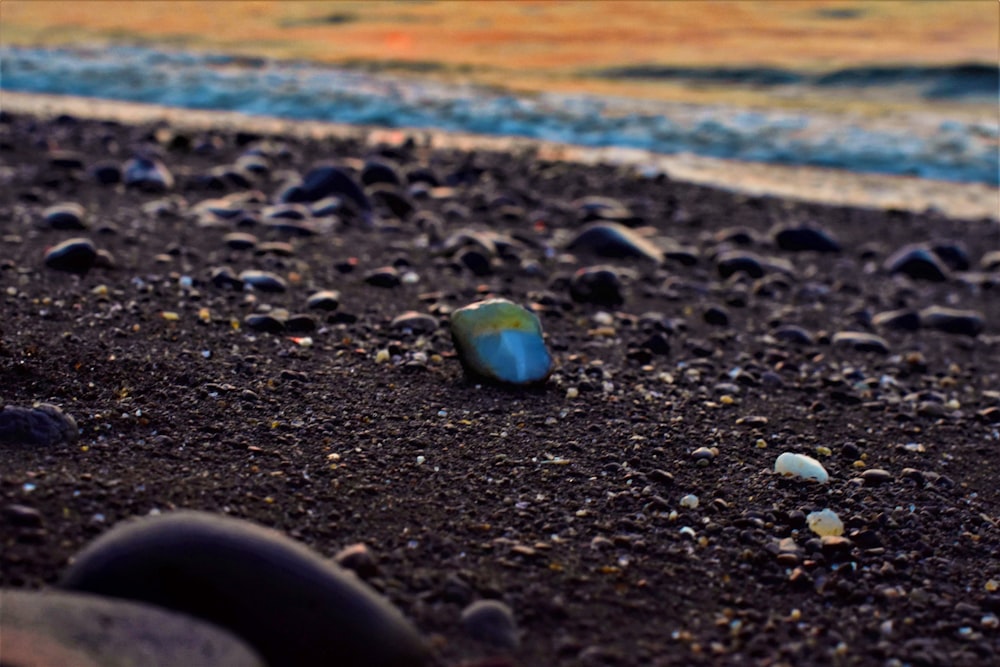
xmin=450 ymin=299 xmax=552 ymax=385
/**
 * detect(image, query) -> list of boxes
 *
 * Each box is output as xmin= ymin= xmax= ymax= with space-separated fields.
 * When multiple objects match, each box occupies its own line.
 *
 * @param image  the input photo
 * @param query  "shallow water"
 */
xmin=1 ymin=45 xmax=997 ymax=185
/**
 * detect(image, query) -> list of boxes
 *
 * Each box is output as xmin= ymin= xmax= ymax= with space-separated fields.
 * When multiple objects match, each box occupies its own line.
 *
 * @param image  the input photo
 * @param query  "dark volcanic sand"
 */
xmin=1 ymin=110 xmax=999 ymax=666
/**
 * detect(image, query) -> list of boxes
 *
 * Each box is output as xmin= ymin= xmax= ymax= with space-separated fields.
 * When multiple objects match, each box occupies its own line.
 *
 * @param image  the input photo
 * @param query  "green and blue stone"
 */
xmin=450 ymin=299 xmax=553 ymax=385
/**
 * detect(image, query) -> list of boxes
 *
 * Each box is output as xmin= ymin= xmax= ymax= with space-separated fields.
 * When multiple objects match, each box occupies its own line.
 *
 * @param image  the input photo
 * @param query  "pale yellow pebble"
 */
xmin=375 ymin=349 xmax=391 ymax=363
xmin=566 ymin=387 xmax=580 ymax=399
xmin=161 ymin=311 xmax=179 ymax=321
xmin=815 ymin=446 xmax=832 ymax=456
xmin=720 ymin=395 xmax=735 ymax=405
xmin=853 ymin=460 xmax=866 ymax=468
xmin=755 ymin=439 xmax=767 ymax=449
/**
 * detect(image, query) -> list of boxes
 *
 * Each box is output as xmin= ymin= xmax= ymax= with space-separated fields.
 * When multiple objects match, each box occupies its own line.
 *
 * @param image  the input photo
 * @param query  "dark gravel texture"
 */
xmin=2 ymin=110 xmax=1000 ymax=666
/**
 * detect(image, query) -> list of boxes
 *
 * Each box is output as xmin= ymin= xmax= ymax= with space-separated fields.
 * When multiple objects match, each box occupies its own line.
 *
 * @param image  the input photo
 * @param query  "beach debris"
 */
xmin=461 ymin=599 xmax=520 ymax=649
xmin=60 ymin=511 xmax=430 ymax=667
xmin=450 ymin=298 xmax=552 ymax=385
xmin=0 ymin=403 xmax=78 ymax=446
xmin=774 ymin=452 xmax=829 ymax=483
xmin=1 ymin=589 xmax=266 ymax=667
xmin=806 ymin=509 xmax=844 ymax=537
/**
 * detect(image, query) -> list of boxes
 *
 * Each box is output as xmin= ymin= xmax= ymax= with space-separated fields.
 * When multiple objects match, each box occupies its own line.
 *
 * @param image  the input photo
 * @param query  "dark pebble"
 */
xmin=566 ymin=222 xmax=664 ymax=263
xmin=569 ymin=266 xmax=627 ymax=306
xmin=210 ymin=266 xmax=245 ymax=290
xmin=981 ymin=250 xmax=1000 ymax=271
xmin=306 ymin=290 xmax=341 ymax=311
xmin=91 ymin=161 xmax=122 ymax=185
xmin=244 ymin=313 xmax=286 ymax=334
xmin=2 ymin=589 xmax=265 ymax=667
xmin=976 ymin=407 xmax=1000 ymax=423
xmin=861 ymin=468 xmax=894 ymax=486
xmin=223 ymin=232 xmax=259 ymax=250
xmin=716 ymin=251 xmax=765 ymax=279
xmin=773 ymin=325 xmax=814 ymax=345
xmin=284 ymin=314 xmax=317 ymax=333
xmin=919 ymin=306 xmax=984 ymax=337
xmin=334 ymin=543 xmax=379 ymax=580
xmin=238 ymin=270 xmax=287 ymax=293
xmin=460 ymin=599 xmax=519 ymax=649
xmin=930 ymin=241 xmax=971 ymax=271
xmin=831 ymin=331 xmax=890 ymax=354
xmin=364 ymin=266 xmax=401 ymax=288
xmin=278 ymin=164 xmax=372 ymax=225
xmin=262 ymin=203 xmax=310 ymax=221
xmin=123 ymin=155 xmax=175 ymax=192
xmin=703 ymin=306 xmax=729 ymax=326
xmin=691 ymin=446 xmax=716 ymax=462
xmin=872 ymin=309 xmax=921 ymax=331
xmin=0 ymin=403 xmax=78 ymax=446
xmin=59 ymin=511 xmax=429 ymax=667
xmin=574 ymin=196 xmax=634 ymax=224
xmin=3 ymin=504 xmax=44 ymax=528
xmin=43 ymin=237 xmax=98 ymax=274
xmin=42 ymin=202 xmax=88 ymax=230
xmin=367 ymin=183 xmax=415 ymax=220
xmin=457 ymin=248 xmax=494 ymax=276
xmin=773 ymin=225 xmax=841 ymax=252
xmin=390 ymin=311 xmax=439 ymax=334
xmin=361 ymin=159 xmax=404 ymax=187
xmin=884 ymin=244 xmax=950 ymax=281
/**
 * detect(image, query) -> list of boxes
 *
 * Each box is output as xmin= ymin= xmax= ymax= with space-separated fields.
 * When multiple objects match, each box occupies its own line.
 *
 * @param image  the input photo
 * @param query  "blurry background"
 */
xmin=2 ymin=1 xmax=998 ymax=195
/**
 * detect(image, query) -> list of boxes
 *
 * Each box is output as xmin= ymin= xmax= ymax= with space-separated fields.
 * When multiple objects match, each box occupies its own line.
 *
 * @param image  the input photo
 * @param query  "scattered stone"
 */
xmin=773 ymin=325 xmax=815 ymax=345
xmin=334 ymin=543 xmax=379 ymax=580
xmin=284 ymin=314 xmax=317 ymax=333
xmin=278 ymin=164 xmax=372 ymax=225
xmin=361 ymin=159 xmax=404 ymax=188
xmin=569 ymin=266 xmax=626 ymax=306
xmin=831 ymin=331 xmax=890 ymax=354
xmin=884 ymin=244 xmax=950 ymax=281
xmin=210 ymin=266 xmax=245 ymax=290
xmin=774 ymin=452 xmax=829 ymax=483
xmin=364 ymin=266 xmax=402 ymax=288
xmin=91 ymin=161 xmax=123 ymax=185
xmin=3 ymin=504 xmax=44 ymax=528
xmin=238 ymin=270 xmax=287 ymax=293
xmin=450 ymin=299 xmax=552 ymax=385
xmin=461 ymin=599 xmax=519 ymax=650
xmin=981 ymin=250 xmax=1000 ymax=271
xmin=715 ymin=251 xmax=765 ymax=279
xmin=691 ymin=447 xmax=716 ymax=463
xmin=1 ymin=589 xmax=265 ymax=667
xmin=703 ymin=306 xmax=729 ymax=326
xmin=123 ymin=155 xmax=175 ymax=192
xmin=43 ymin=202 xmax=88 ymax=230
xmin=244 ymin=313 xmax=286 ymax=334
xmin=930 ymin=241 xmax=971 ymax=271
xmin=390 ymin=311 xmax=439 ymax=334
xmin=0 ymin=403 xmax=78 ymax=445
xmin=872 ymin=309 xmax=921 ymax=331
xmin=306 ymin=290 xmax=341 ymax=311
xmin=774 ymin=225 xmax=841 ymax=252
xmin=566 ymin=222 xmax=664 ymax=263
xmin=860 ymin=468 xmax=894 ymax=486
xmin=806 ymin=509 xmax=844 ymax=537
xmin=59 ymin=511 xmax=430 ymax=667
xmin=223 ymin=232 xmax=259 ymax=250
xmin=43 ymin=237 xmax=98 ymax=274
xmin=919 ymin=306 xmax=984 ymax=337
xmin=679 ymin=494 xmax=700 ymax=509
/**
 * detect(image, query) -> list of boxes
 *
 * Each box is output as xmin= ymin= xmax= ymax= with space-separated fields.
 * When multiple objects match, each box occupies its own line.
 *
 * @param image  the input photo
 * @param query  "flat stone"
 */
xmin=831 ymin=331 xmax=891 ymax=354
xmin=872 ymin=309 xmax=921 ymax=331
xmin=450 ymin=299 xmax=553 ymax=385
xmin=569 ymin=265 xmax=627 ymax=306
xmin=123 ymin=155 xmax=174 ymax=192
xmin=1 ymin=588 xmax=265 ymax=667
xmin=43 ymin=202 xmax=88 ymax=230
xmin=919 ymin=306 xmax=984 ymax=337
xmin=238 ymin=270 xmax=287 ymax=293
xmin=306 ymin=290 xmax=341 ymax=311
xmin=390 ymin=311 xmax=439 ymax=334
xmin=60 ymin=511 xmax=430 ymax=667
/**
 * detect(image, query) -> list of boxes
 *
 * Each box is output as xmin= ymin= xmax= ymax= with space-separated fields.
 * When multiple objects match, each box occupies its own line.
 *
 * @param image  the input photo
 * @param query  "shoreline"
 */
xmin=4 ymin=90 xmax=998 ymax=222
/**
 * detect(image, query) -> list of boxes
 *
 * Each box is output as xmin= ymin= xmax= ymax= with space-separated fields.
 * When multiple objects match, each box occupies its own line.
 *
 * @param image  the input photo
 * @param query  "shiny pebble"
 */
xmin=774 ymin=452 xmax=829 ymax=483
xmin=450 ymin=299 xmax=552 ymax=385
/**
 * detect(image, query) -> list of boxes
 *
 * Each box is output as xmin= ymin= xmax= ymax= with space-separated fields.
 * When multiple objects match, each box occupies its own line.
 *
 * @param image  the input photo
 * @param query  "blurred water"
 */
xmin=2 ymin=46 xmax=997 ymax=185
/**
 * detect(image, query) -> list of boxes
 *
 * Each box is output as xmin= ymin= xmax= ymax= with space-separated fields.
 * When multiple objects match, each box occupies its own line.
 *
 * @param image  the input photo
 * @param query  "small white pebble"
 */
xmin=807 ymin=508 xmax=844 ymax=537
xmin=375 ymin=349 xmax=390 ymax=363
xmin=679 ymin=494 xmax=699 ymax=509
xmin=416 ymin=455 xmax=425 ymax=465
xmin=566 ymin=387 xmax=579 ymax=399
xmin=982 ymin=614 xmax=999 ymax=629
xmin=774 ymin=452 xmax=829 ymax=483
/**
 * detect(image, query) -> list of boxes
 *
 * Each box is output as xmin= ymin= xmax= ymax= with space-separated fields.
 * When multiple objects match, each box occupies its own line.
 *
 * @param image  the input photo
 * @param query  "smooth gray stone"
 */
xmin=60 ymin=511 xmax=430 ymax=667
xmin=0 ymin=403 xmax=78 ymax=445
xmin=1 ymin=588 xmax=265 ymax=667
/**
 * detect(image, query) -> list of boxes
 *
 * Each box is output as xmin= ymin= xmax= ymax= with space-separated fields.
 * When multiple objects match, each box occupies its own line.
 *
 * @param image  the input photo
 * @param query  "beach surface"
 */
xmin=2 ymin=100 xmax=999 ymax=666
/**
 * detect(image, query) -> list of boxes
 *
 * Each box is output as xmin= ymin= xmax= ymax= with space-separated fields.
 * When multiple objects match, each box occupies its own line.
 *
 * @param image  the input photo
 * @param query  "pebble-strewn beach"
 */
xmin=2 ymin=104 xmax=999 ymax=666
